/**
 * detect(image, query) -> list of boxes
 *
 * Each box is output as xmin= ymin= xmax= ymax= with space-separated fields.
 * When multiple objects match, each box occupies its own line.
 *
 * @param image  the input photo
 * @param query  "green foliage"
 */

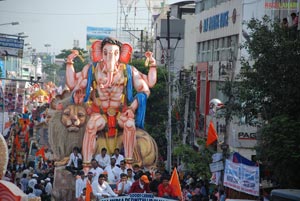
xmin=239 ymin=16 xmax=300 ymax=121
xmin=43 ymin=63 xmax=62 ymax=85
xmin=173 ymin=139 xmax=214 ymax=179
xmin=129 ymin=59 xmax=168 ymax=159
xmin=239 ymin=16 xmax=300 ymax=188
xmin=56 ymin=48 xmax=89 ymax=72
xmin=258 ymin=115 xmax=300 ymax=187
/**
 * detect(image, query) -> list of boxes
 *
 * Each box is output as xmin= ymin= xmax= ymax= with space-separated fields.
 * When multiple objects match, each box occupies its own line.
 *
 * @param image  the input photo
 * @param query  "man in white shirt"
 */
xmin=45 ymin=178 xmax=52 ymax=199
xmin=66 ymin=147 xmax=83 ymax=175
xmin=75 ymin=171 xmax=86 ymax=200
xmin=111 ymin=148 xmax=124 ymax=166
xmin=95 ymin=148 xmax=110 ymax=170
xmin=104 ymin=157 xmax=120 ymax=185
xmin=114 ymin=160 xmax=127 ymax=182
xmin=89 ymin=159 xmax=104 ymax=183
xmin=127 ymin=168 xmax=135 ymax=183
xmin=92 ymin=174 xmax=118 ymax=198
xmin=28 ymin=174 xmax=38 ymax=189
xmin=117 ymin=173 xmax=132 ymax=196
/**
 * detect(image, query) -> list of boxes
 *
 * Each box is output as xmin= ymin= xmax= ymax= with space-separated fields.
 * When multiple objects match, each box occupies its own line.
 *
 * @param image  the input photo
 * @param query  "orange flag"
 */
xmin=206 ymin=121 xmax=218 ymax=147
xmin=86 ymin=180 xmax=92 ymax=201
xmin=35 ymin=146 xmax=46 ymax=160
xmin=169 ymin=167 xmax=182 ymax=198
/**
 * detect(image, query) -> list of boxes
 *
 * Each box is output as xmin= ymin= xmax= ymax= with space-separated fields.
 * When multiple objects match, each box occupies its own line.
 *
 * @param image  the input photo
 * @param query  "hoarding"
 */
xmin=86 ymin=26 xmax=116 ymax=50
xmin=0 ymin=36 xmax=24 ymax=58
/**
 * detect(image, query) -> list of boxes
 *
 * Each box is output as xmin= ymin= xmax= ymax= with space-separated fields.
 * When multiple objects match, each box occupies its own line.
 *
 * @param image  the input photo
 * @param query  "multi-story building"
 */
xmin=194 ymin=0 xmax=299 ymax=159
xmin=153 ymin=0 xmax=299 ymax=160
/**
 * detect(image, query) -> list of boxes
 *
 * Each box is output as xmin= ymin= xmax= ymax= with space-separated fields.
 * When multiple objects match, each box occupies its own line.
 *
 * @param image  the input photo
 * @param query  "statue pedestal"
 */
xmin=52 ymin=166 xmax=76 ymax=201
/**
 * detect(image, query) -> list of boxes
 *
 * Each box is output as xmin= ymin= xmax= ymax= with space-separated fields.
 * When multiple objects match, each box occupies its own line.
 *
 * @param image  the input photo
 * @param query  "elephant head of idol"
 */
xmin=91 ymin=37 xmax=132 ymax=88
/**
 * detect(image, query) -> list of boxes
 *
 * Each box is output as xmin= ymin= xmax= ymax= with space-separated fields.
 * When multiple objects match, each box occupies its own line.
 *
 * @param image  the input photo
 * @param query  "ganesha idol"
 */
xmin=65 ymin=37 xmax=158 ymax=167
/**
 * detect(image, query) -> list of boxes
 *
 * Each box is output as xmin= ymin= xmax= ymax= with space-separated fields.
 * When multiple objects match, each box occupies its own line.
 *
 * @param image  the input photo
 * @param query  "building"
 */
xmin=153 ymin=0 xmax=299 ymax=160
xmin=194 ymin=0 xmax=299 ymax=159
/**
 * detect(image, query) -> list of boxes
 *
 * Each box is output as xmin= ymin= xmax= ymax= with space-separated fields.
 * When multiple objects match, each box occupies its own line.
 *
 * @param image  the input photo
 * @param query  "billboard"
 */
xmin=224 ymin=159 xmax=260 ymax=196
xmin=0 ymin=36 xmax=24 ymax=58
xmin=86 ymin=26 xmax=116 ymax=50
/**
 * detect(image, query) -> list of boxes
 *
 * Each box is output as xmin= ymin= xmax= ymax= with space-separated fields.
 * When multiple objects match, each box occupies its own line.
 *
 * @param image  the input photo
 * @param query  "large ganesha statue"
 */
xmin=56 ymin=37 xmax=158 ymax=168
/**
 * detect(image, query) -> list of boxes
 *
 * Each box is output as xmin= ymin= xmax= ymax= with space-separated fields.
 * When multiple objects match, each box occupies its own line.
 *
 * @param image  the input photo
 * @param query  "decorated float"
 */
xmin=1 ymin=37 xmax=161 ymax=201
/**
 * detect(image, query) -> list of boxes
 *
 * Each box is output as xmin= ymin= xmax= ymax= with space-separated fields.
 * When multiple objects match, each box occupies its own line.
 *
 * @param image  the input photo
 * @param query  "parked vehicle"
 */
xmin=271 ymin=189 xmax=300 ymax=201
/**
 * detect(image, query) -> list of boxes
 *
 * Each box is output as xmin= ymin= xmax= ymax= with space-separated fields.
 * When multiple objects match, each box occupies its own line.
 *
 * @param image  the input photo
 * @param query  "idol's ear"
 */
xmin=91 ymin=40 xmax=102 ymax=62
xmin=119 ymin=43 xmax=132 ymax=64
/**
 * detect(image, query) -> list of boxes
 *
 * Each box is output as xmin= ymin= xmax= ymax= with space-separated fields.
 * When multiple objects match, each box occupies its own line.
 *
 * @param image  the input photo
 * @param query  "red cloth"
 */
xmin=128 ymin=180 xmax=151 ymax=194
xmin=158 ymin=183 xmax=175 ymax=197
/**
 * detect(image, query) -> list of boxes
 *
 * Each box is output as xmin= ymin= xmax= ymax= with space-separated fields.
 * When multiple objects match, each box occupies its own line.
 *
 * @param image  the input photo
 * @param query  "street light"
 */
xmin=0 ymin=22 xmax=19 ymax=26
xmin=44 ymin=44 xmax=51 ymax=54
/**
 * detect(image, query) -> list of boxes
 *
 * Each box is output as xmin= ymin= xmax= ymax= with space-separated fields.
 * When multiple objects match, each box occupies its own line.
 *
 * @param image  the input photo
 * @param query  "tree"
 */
xmin=173 ymin=139 xmax=214 ymax=179
xmin=56 ymin=48 xmax=89 ymax=72
xmin=43 ymin=63 xmax=62 ymax=85
xmin=129 ymin=59 xmax=168 ymax=160
xmin=238 ymin=16 xmax=300 ymax=188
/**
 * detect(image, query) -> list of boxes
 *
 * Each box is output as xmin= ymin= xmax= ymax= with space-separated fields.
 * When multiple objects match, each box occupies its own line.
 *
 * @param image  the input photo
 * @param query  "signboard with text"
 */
xmin=224 ymin=159 xmax=260 ymax=196
xmin=0 ymin=36 xmax=24 ymax=58
xmin=86 ymin=26 xmax=116 ymax=50
xmin=97 ymin=194 xmax=176 ymax=201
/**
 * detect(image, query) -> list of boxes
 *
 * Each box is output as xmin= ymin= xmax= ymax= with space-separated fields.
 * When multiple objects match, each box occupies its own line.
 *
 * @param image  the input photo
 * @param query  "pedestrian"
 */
xmin=66 ymin=147 xmax=83 ymax=175
xmin=128 ymin=174 xmax=151 ymax=193
xmin=92 ymin=174 xmax=118 ymax=198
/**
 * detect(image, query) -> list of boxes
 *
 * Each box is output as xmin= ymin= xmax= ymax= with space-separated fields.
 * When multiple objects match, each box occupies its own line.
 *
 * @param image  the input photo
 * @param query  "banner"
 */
xmin=223 ymin=159 xmax=259 ymax=196
xmin=86 ymin=26 xmax=116 ymax=50
xmin=98 ymin=194 xmax=176 ymax=201
xmin=0 ymin=36 xmax=24 ymax=58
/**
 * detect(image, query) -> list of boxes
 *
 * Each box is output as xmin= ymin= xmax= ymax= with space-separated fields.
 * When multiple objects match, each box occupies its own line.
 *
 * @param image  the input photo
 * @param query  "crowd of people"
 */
xmin=3 ymin=158 xmax=54 ymax=201
xmin=65 ymin=147 xmax=225 ymax=201
xmin=3 ymin=145 xmax=226 ymax=201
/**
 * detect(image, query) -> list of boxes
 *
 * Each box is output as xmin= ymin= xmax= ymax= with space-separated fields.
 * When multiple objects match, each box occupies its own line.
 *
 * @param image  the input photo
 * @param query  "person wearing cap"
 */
xmin=28 ymin=174 xmax=38 ymax=189
xmin=76 ymin=171 xmax=86 ymax=200
xmin=92 ymin=174 xmax=118 ymax=198
xmin=45 ymin=177 xmax=52 ymax=199
xmin=128 ymin=174 xmax=151 ymax=194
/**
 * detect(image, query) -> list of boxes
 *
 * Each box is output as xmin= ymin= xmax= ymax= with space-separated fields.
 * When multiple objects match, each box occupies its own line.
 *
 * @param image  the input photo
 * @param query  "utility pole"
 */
xmin=166 ymin=11 xmax=172 ymax=172
xmin=123 ymin=29 xmax=144 ymax=57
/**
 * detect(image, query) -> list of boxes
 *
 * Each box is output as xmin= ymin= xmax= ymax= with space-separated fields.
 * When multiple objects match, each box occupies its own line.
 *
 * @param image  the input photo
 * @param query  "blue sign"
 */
xmin=0 ymin=36 xmax=24 ymax=58
xmin=0 ymin=59 xmax=5 ymax=78
xmin=203 ymin=11 xmax=229 ymax=32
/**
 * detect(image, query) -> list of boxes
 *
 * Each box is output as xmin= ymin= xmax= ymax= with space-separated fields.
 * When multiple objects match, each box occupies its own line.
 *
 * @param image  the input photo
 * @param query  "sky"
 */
xmin=0 ymin=0 xmax=153 ymax=54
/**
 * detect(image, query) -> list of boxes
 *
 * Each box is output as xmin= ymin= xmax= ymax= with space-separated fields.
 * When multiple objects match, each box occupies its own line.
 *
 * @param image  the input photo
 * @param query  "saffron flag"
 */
xmin=86 ymin=180 xmax=92 ymax=201
xmin=169 ymin=167 xmax=182 ymax=198
xmin=206 ymin=121 xmax=218 ymax=147
xmin=35 ymin=146 xmax=45 ymax=160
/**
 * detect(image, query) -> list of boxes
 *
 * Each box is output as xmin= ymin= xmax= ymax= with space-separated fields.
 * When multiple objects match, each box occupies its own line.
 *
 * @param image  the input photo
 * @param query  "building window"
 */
xmin=198 ymin=34 xmax=239 ymax=62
